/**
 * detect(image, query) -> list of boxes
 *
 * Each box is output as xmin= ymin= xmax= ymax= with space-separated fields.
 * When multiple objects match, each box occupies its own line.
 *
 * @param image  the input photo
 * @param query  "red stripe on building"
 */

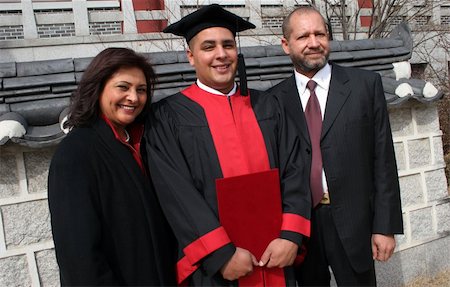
xmin=132 ymin=0 xmax=166 ymax=33
xmin=358 ymin=0 xmax=373 ymax=8
xmin=360 ymin=16 xmax=373 ymax=27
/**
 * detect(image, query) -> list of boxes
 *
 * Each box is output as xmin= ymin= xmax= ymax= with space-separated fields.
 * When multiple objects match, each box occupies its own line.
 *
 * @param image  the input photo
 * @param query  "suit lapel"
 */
xmin=322 ymin=64 xmax=351 ymax=140
xmin=283 ymin=75 xmax=311 ymax=145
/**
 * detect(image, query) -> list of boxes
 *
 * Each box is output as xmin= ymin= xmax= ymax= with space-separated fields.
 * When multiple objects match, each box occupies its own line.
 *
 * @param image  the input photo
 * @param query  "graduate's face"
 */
xmin=99 ymin=66 xmax=147 ymax=130
xmin=187 ymin=27 xmax=238 ymax=94
xmin=281 ymin=11 xmax=330 ymax=78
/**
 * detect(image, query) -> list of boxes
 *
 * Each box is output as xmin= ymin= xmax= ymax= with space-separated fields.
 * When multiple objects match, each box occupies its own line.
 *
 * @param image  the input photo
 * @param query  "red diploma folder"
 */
xmin=216 ymin=169 xmax=282 ymax=260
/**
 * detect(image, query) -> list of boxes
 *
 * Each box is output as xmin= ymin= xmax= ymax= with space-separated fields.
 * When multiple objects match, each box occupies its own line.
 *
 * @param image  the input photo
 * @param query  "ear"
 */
xmin=186 ymin=48 xmax=195 ymax=67
xmin=281 ymin=37 xmax=290 ymax=55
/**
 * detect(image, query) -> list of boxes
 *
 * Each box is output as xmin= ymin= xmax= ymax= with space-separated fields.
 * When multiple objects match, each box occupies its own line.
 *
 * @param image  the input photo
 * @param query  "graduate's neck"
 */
xmin=196 ymin=79 xmax=237 ymax=96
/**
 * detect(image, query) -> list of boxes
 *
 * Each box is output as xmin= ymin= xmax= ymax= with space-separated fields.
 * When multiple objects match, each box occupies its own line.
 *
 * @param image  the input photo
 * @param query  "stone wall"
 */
xmin=0 ymin=103 xmax=448 ymax=286
xmin=0 ymin=146 xmax=58 ymax=286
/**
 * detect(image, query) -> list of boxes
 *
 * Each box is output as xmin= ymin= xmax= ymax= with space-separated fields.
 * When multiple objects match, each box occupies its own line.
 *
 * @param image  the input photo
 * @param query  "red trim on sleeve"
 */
xmin=183 ymin=226 xmax=231 ymax=264
xmin=281 ymin=213 xmax=311 ymax=237
xmin=176 ymin=256 xmax=198 ymax=285
xmin=176 ymin=226 xmax=231 ymax=285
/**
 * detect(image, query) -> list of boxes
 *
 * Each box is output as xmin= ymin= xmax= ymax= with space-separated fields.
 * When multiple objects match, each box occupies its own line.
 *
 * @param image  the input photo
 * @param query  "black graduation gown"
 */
xmin=48 ymin=119 xmax=176 ymax=286
xmin=145 ymin=86 xmax=310 ymax=286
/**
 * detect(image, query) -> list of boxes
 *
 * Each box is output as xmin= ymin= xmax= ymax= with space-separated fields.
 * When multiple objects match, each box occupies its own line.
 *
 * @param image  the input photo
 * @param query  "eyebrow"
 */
xmin=115 ymin=81 xmax=147 ymax=87
xmin=201 ymin=39 xmax=235 ymax=45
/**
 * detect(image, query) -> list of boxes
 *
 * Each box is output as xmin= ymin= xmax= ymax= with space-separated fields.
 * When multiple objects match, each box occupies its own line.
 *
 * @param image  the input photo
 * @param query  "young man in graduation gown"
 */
xmin=144 ymin=4 xmax=311 ymax=286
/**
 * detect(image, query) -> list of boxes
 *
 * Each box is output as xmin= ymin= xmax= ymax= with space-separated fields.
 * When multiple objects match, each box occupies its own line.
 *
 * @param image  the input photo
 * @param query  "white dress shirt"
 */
xmin=294 ymin=63 xmax=332 ymax=194
xmin=196 ymin=79 xmax=237 ymax=96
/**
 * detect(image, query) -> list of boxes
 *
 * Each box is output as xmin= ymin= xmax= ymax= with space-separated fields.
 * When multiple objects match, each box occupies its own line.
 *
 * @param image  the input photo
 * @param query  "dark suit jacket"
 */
xmin=48 ymin=119 xmax=176 ymax=286
xmin=269 ymin=63 xmax=403 ymax=273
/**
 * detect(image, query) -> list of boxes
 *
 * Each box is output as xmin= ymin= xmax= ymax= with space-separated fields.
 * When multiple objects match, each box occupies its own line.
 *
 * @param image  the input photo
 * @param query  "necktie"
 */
xmin=304 ymin=80 xmax=324 ymax=207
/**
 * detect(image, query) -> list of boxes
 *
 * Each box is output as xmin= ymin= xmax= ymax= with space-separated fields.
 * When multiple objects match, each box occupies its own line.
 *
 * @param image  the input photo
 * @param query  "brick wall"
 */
xmin=37 ymin=23 xmax=76 ymax=39
xmin=261 ymin=16 xmax=284 ymax=29
xmin=0 ymin=4 xmax=22 ymax=39
xmin=89 ymin=22 xmax=122 ymax=36
xmin=0 ymin=26 xmax=24 ymax=40
xmin=441 ymin=15 xmax=450 ymax=26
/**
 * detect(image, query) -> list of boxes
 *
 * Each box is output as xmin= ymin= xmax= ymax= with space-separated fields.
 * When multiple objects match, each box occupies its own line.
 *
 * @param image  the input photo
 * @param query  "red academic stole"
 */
xmin=182 ymin=84 xmax=286 ymax=286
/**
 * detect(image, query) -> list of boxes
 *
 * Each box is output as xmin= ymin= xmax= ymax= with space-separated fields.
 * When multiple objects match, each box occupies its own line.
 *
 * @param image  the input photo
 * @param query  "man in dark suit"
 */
xmin=269 ymin=6 xmax=403 ymax=286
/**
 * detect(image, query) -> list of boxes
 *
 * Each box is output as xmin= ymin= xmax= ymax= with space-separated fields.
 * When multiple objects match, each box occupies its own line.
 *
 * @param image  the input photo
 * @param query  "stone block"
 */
xmin=24 ymin=148 xmax=54 ymax=194
xmin=399 ymin=174 xmax=424 ymax=207
xmin=376 ymin=251 xmax=405 ymax=287
xmin=414 ymin=105 xmax=439 ymax=134
xmin=389 ymin=107 xmax=413 ymax=137
xmin=407 ymin=138 xmax=431 ymax=169
xmin=16 ymin=58 xmax=74 ymax=77
xmin=0 ymin=62 xmax=16 ymax=78
xmin=432 ymin=136 xmax=445 ymax=165
xmin=436 ymin=201 xmax=450 ymax=235
xmin=395 ymin=232 xmax=408 ymax=248
xmin=424 ymin=169 xmax=448 ymax=202
xmin=36 ymin=249 xmax=60 ymax=287
xmin=378 ymin=236 xmax=450 ymax=286
xmin=0 ymin=153 xmax=20 ymax=199
xmin=394 ymin=142 xmax=406 ymax=171
xmin=396 ymin=213 xmax=409 ymax=247
xmin=410 ymin=207 xmax=434 ymax=242
xmin=3 ymin=73 xmax=75 ymax=90
xmin=2 ymin=200 xmax=52 ymax=248
xmin=424 ymin=236 xmax=450 ymax=278
xmin=0 ymin=255 xmax=31 ymax=286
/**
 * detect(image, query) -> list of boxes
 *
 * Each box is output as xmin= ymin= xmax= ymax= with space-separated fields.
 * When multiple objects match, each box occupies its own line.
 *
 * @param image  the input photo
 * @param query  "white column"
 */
xmin=121 ymin=0 xmax=137 ymax=34
xmin=73 ymin=0 xmax=90 ymax=36
xmin=283 ymin=0 xmax=297 ymax=10
xmin=246 ymin=0 xmax=262 ymax=28
xmin=21 ymin=0 xmax=38 ymax=39
xmin=164 ymin=0 xmax=181 ymax=24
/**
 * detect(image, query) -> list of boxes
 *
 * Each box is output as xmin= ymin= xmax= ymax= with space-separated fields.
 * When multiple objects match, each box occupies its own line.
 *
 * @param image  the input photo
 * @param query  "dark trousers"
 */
xmin=296 ymin=204 xmax=376 ymax=286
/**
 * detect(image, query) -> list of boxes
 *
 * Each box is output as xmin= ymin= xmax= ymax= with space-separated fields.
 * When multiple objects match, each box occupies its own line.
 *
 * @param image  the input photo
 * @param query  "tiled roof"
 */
xmin=0 ymin=23 xmax=444 ymax=147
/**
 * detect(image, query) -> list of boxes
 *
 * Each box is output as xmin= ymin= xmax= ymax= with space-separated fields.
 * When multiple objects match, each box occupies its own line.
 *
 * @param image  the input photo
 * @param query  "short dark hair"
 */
xmin=282 ymin=6 xmax=328 ymax=40
xmin=65 ymin=47 xmax=156 ymax=129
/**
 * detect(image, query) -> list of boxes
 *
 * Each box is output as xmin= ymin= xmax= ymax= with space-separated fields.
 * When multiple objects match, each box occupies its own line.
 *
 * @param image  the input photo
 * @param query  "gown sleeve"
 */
xmin=144 ymin=101 xmax=235 ymax=282
xmin=48 ymin=133 xmax=118 ymax=285
xmin=272 ymin=93 xmax=311 ymax=246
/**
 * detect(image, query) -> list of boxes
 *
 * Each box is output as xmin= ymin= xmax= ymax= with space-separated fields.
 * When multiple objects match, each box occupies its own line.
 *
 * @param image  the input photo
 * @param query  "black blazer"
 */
xmin=269 ymin=63 xmax=403 ymax=273
xmin=48 ymin=119 xmax=176 ymax=286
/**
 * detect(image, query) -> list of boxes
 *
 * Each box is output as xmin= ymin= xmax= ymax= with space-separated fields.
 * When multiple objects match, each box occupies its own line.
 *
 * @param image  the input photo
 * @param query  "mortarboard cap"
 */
xmin=163 ymin=4 xmax=255 ymax=43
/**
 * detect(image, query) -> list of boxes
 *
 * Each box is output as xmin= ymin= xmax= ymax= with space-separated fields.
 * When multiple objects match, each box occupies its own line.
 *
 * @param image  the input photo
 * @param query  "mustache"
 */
xmin=304 ymin=48 xmax=324 ymax=55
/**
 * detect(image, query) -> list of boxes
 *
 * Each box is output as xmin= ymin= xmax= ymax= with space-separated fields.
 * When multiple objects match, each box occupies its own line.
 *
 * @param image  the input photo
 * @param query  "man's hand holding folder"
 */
xmin=258 ymin=238 xmax=298 ymax=268
xmin=220 ymin=247 xmax=259 ymax=281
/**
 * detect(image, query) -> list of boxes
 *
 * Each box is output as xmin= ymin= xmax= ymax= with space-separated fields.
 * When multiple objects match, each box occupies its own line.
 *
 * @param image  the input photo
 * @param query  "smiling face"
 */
xmin=282 ymin=10 xmax=330 ymax=78
xmin=187 ymin=27 xmax=238 ymax=94
xmin=99 ymin=66 xmax=147 ymax=130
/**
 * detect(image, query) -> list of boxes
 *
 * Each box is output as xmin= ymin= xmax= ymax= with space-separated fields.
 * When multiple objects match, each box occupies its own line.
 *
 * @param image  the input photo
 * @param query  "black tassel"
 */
xmin=237 ymin=53 xmax=248 ymax=96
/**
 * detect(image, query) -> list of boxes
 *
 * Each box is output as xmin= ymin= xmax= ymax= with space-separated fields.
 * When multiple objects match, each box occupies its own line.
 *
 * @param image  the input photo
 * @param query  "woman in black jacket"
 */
xmin=48 ymin=47 xmax=176 ymax=286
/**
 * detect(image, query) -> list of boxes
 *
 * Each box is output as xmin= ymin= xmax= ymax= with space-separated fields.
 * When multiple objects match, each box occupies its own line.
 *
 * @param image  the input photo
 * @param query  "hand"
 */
xmin=259 ymin=238 xmax=298 ymax=268
xmin=220 ymin=247 xmax=258 ymax=281
xmin=371 ymin=234 xmax=396 ymax=262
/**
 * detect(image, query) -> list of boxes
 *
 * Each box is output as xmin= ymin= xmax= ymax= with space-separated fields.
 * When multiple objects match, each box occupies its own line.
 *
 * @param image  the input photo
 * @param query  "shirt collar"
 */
xmin=196 ymin=79 xmax=237 ymax=96
xmin=294 ymin=63 xmax=332 ymax=93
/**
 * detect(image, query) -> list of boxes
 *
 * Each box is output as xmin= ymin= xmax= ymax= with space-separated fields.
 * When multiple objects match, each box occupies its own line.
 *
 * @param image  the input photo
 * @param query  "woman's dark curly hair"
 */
xmin=65 ymin=47 xmax=156 ymax=129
